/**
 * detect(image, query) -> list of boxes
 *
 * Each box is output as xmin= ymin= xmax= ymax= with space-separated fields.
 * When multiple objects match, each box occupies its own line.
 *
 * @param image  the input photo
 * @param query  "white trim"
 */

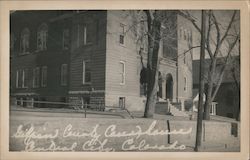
xmin=12 ymin=92 xmax=39 ymax=96
xmin=83 ymin=25 xmax=87 ymax=45
xmin=119 ymin=61 xmax=125 ymax=85
xmin=77 ymin=24 xmax=80 ymax=47
xmin=68 ymin=90 xmax=105 ymax=94
xmin=82 ymin=60 xmax=86 ymax=84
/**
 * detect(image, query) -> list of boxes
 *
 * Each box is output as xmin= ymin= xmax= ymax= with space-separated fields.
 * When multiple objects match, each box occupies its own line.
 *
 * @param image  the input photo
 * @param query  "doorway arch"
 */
xmin=166 ymin=73 xmax=173 ymax=101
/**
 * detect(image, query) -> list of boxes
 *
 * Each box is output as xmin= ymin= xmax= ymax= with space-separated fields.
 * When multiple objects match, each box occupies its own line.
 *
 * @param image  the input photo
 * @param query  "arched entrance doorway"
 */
xmin=166 ymin=73 xmax=173 ymax=101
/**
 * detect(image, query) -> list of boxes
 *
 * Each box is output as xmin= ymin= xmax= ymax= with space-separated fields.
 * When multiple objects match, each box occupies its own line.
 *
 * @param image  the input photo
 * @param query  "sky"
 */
xmin=185 ymin=10 xmax=240 ymax=60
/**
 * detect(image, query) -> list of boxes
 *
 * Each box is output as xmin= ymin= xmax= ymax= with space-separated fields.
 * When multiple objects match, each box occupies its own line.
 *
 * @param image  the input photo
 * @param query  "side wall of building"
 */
xmin=10 ymin=11 xmax=71 ymax=107
xmin=105 ymin=11 xmax=145 ymax=111
xmin=177 ymin=15 xmax=193 ymax=109
xmin=69 ymin=11 xmax=107 ymax=106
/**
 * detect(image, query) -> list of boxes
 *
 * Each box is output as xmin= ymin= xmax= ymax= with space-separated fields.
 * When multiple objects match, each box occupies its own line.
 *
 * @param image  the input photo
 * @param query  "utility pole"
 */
xmin=194 ymin=10 xmax=206 ymax=152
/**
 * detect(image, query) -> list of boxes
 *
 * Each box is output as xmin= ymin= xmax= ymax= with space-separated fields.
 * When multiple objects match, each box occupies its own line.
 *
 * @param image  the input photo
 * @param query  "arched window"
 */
xmin=20 ymin=28 xmax=30 ymax=53
xmin=37 ymin=23 xmax=48 ymax=51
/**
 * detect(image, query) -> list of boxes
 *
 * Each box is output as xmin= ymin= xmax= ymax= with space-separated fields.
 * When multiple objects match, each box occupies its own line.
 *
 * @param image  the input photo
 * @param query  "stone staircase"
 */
xmin=155 ymin=101 xmax=189 ymax=117
xmin=169 ymin=104 xmax=189 ymax=117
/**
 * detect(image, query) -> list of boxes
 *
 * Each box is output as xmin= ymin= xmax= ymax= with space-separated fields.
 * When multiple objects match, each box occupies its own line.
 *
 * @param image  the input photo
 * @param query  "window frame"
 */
xmin=119 ymin=23 xmax=125 ymax=45
xmin=61 ymin=64 xmax=68 ymax=86
xmin=22 ymin=69 xmax=28 ymax=88
xmin=41 ymin=66 xmax=47 ymax=87
xmin=33 ymin=67 xmax=40 ymax=88
xmin=119 ymin=61 xmax=125 ymax=85
xmin=184 ymin=77 xmax=187 ymax=91
xmin=83 ymin=23 xmax=93 ymax=46
xmin=37 ymin=23 xmax=48 ymax=51
xmin=62 ymin=29 xmax=70 ymax=50
xmin=82 ymin=60 xmax=91 ymax=84
xmin=20 ymin=28 xmax=30 ymax=54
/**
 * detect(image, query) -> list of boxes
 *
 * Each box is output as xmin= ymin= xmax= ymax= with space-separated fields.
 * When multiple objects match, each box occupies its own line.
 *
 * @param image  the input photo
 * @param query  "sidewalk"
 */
xmin=10 ymin=105 xmax=193 ymax=121
xmin=10 ymin=105 xmax=132 ymax=119
xmin=10 ymin=105 xmax=238 ymax=123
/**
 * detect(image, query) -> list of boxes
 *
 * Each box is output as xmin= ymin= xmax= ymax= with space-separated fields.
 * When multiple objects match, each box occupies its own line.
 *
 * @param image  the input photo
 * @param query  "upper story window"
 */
xmin=184 ymin=77 xmax=187 ymax=91
xmin=82 ymin=60 xmax=91 ymax=84
xmin=184 ymin=29 xmax=187 ymax=40
xmin=188 ymin=30 xmax=193 ymax=46
xmin=61 ymin=64 xmax=68 ymax=86
xmin=62 ymin=29 xmax=70 ymax=50
xmin=83 ymin=23 xmax=93 ymax=45
xmin=119 ymin=61 xmax=125 ymax=85
xmin=37 ymin=23 xmax=48 ymax=51
xmin=119 ymin=23 xmax=125 ymax=45
xmin=20 ymin=28 xmax=30 ymax=53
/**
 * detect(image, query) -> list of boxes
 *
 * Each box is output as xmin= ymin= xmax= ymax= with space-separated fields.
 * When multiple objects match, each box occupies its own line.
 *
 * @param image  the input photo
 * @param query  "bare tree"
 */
xmin=142 ymin=10 xmax=162 ymax=118
xmin=179 ymin=10 xmax=240 ymax=120
xmin=127 ymin=10 xmax=177 ymax=118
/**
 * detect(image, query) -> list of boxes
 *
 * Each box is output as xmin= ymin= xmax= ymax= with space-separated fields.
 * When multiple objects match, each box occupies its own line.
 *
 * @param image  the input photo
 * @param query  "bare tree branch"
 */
xmin=206 ymin=11 xmax=214 ymax=59
xmin=177 ymin=10 xmax=201 ymax=33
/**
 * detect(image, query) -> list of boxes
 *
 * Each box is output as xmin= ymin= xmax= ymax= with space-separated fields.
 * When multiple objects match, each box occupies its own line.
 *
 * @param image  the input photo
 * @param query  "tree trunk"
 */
xmin=194 ymin=10 xmax=206 ymax=152
xmin=144 ymin=12 xmax=161 ymax=118
xmin=203 ymin=60 xmax=216 ymax=120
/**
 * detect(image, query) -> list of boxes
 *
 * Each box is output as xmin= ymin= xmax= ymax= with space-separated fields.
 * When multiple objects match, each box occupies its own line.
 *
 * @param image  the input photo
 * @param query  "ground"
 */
xmin=9 ymin=106 xmax=240 ymax=152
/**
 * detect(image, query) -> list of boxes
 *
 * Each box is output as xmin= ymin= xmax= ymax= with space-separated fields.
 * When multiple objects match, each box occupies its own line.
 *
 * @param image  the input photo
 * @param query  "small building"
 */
xmin=192 ymin=56 xmax=240 ymax=119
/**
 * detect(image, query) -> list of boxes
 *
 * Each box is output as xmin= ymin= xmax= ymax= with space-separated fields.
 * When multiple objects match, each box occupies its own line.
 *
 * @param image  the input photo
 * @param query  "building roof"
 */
xmin=192 ymin=56 xmax=240 ymax=85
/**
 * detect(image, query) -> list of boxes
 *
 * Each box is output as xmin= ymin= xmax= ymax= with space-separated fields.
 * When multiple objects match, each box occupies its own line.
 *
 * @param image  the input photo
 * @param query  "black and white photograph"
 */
xmin=1 ymin=1 xmax=249 ymax=160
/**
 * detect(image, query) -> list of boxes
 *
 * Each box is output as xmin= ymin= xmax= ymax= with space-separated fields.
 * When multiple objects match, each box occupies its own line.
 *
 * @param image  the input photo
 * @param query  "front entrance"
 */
xmin=166 ymin=73 xmax=173 ymax=101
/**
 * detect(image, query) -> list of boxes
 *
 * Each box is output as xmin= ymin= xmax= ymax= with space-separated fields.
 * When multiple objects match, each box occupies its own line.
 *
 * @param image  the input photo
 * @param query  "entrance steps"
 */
xmin=155 ymin=101 xmax=189 ymax=117
xmin=169 ymin=104 xmax=189 ymax=117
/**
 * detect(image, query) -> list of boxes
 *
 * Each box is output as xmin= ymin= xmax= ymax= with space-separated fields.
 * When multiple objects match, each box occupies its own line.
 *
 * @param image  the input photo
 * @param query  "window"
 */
xmin=61 ymin=64 xmax=68 ymax=86
xmin=62 ymin=29 xmax=70 ymax=50
xmin=33 ymin=67 xmax=40 ymax=88
xmin=184 ymin=29 xmax=187 ymax=40
xmin=16 ymin=69 xmax=28 ymax=88
xmin=20 ymin=28 xmax=30 ymax=53
xmin=119 ymin=61 xmax=125 ymax=85
xmin=22 ymin=69 xmax=28 ymax=88
xmin=184 ymin=77 xmax=187 ymax=91
xmin=37 ymin=23 xmax=48 ymax=51
xmin=119 ymin=97 xmax=125 ymax=109
xmin=188 ymin=30 xmax=193 ymax=46
xmin=16 ymin=70 xmax=21 ymax=88
xmin=41 ymin=66 xmax=47 ymax=87
xmin=77 ymin=24 xmax=80 ymax=47
xmin=119 ymin=24 xmax=125 ymax=45
xmin=82 ymin=60 xmax=91 ymax=84
xmin=83 ymin=23 xmax=93 ymax=45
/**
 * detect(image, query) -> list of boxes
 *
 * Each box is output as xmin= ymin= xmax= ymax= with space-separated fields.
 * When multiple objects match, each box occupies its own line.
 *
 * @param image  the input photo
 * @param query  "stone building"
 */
xmin=10 ymin=10 xmax=193 ymax=112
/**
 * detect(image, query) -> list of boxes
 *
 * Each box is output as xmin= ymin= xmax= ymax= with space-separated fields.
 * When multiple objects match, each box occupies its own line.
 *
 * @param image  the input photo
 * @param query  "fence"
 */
xmin=14 ymin=98 xmax=134 ymax=118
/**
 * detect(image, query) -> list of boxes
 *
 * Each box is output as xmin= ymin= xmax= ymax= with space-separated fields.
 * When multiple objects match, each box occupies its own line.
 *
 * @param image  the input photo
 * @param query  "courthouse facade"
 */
xmin=10 ymin=10 xmax=193 ymax=112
